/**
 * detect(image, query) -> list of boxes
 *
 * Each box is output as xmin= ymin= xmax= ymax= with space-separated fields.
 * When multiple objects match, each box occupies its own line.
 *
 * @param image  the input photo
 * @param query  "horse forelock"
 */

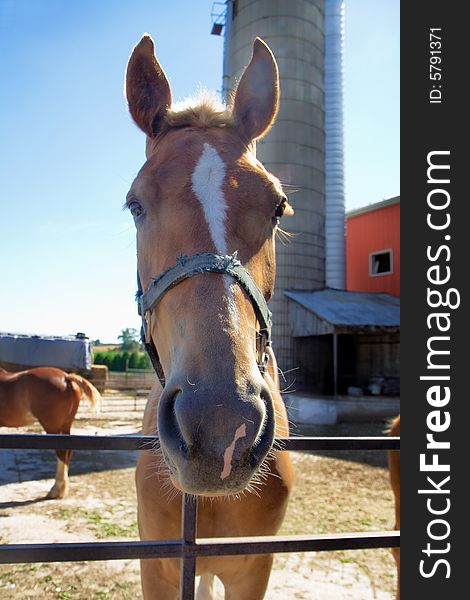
xmin=164 ymin=90 xmax=234 ymax=130
xmin=145 ymin=92 xmax=237 ymax=159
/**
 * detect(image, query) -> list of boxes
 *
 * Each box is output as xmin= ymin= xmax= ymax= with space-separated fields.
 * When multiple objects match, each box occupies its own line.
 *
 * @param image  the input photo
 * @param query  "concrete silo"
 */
xmin=225 ymin=0 xmax=341 ymax=379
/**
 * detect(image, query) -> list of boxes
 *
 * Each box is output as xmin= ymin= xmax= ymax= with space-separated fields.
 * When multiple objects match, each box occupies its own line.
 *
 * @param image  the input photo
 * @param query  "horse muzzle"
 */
xmin=157 ymin=379 xmax=276 ymax=495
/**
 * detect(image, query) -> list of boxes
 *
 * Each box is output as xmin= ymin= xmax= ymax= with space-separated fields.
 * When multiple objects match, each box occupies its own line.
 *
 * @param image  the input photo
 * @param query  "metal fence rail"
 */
xmin=0 ymin=433 xmax=400 ymax=452
xmin=0 ymin=433 xmax=400 ymax=599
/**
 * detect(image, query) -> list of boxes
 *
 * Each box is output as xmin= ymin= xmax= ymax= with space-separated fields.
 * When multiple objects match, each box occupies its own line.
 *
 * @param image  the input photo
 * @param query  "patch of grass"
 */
xmin=53 ymin=507 xmax=74 ymax=520
xmin=111 ymin=579 xmax=136 ymax=599
xmin=48 ymin=506 xmax=138 ymax=539
xmin=1 ymin=560 xmax=141 ymax=600
xmin=84 ymin=511 xmax=138 ymax=539
xmin=0 ymin=570 xmax=13 ymax=580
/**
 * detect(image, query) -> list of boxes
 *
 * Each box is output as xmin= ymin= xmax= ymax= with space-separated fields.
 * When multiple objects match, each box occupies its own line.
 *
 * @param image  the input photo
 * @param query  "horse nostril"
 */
xmin=249 ymin=387 xmax=276 ymax=467
xmin=158 ymin=387 xmax=189 ymax=461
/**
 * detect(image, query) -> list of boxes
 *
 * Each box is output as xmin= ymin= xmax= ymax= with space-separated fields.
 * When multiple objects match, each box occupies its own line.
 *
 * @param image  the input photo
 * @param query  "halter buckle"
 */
xmin=144 ymin=310 xmax=152 ymax=344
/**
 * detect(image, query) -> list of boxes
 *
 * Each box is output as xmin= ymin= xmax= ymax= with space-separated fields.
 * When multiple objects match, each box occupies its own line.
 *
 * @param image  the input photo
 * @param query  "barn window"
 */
xmin=369 ymin=249 xmax=393 ymax=276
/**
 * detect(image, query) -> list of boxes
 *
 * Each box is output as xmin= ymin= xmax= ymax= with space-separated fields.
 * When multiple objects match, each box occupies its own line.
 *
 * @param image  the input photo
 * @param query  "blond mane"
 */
xmin=164 ymin=90 xmax=235 ymax=130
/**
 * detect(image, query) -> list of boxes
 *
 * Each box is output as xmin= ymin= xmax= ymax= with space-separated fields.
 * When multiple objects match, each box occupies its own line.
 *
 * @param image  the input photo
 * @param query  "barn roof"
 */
xmin=284 ymin=289 xmax=400 ymax=336
xmin=346 ymin=195 xmax=400 ymax=219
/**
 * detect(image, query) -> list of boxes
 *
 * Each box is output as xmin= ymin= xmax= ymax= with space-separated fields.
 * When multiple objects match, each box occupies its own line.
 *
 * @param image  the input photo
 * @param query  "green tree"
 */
xmin=138 ymin=353 xmax=151 ymax=369
xmin=118 ymin=328 xmax=140 ymax=352
xmin=128 ymin=352 xmax=139 ymax=369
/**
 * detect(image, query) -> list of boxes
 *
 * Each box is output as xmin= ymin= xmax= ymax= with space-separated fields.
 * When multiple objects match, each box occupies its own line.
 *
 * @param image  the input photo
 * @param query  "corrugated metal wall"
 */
xmin=324 ymin=0 xmax=346 ymax=289
xmin=227 ymin=0 xmax=326 ymax=373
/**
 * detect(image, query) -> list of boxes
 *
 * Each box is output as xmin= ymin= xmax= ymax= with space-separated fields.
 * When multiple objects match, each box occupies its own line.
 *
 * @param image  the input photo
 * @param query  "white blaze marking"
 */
xmin=220 ymin=423 xmax=247 ymax=480
xmin=192 ymin=143 xmax=239 ymax=329
xmin=192 ymin=143 xmax=228 ymax=255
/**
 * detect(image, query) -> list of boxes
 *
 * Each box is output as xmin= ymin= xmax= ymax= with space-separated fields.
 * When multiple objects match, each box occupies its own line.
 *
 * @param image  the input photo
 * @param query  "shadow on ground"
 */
xmin=289 ymin=420 xmax=391 ymax=468
xmin=0 ymin=443 xmax=139 ymax=490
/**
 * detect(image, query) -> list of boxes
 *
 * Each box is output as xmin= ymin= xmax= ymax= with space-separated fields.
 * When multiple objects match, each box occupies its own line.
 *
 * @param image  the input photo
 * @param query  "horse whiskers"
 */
xmin=163 ymin=485 xmax=182 ymax=504
xmin=272 ymin=412 xmax=284 ymax=425
xmin=141 ymin=438 xmax=157 ymax=450
xmin=280 ymin=387 xmax=297 ymax=396
xmin=272 ymin=438 xmax=287 ymax=452
xmin=244 ymin=484 xmax=261 ymax=498
xmin=142 ymin=452 xmax=283 ymax=506
xmin=143 ymin=446 xmax=273 ymax=503
xmin=277 ymin=365 xmax=299 ymax=379
xmin=276 ymin=366 xmax=298 ymax=391
xmin=276 ymin=227 xmax=295 ymax=246
xmin=141 ymin=451 xmax=177 ymax=493
xmin=280 ymin=182 xmax=301 ymax=194
xmin=143 ymin=459 xmax=168 ymax=483
xmin=250 ymin=472 xmax=268 ymax=486
xmin=278 ymin=369 xmax=298 ymax=395
xmin=159 ymin=471 xmax=183 ymax=503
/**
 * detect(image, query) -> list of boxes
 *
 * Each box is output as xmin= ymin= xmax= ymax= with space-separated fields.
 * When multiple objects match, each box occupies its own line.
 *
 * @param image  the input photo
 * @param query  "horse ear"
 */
xmin=232 ymin=38 xmax=279 ymax=143
xmin=125 ymin=34 xmax=172 ymax=138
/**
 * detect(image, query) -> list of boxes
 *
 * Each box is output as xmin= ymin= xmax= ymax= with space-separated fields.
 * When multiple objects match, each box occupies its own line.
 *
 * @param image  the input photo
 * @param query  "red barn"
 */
xmin=346 ymin=196 xmax=400 ymax=297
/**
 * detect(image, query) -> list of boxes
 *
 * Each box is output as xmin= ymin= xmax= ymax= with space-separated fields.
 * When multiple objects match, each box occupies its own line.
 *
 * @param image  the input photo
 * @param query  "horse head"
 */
xmin=126 ymin=35 xmax=292 ymax=495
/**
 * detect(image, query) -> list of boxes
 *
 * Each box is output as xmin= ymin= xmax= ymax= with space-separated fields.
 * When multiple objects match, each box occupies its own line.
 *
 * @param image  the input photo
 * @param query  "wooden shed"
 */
xmin=284 ymin=289 xmax=400 ymax=396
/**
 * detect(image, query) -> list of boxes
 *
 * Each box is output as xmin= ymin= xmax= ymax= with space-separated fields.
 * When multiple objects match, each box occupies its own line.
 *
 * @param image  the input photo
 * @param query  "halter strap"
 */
xmin=136 ymin=252 xmax=272 ymax=387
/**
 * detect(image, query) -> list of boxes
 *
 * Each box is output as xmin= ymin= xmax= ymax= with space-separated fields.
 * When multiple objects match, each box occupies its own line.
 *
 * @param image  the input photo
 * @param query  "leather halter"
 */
xmin=136 ymin=252 xmax=272 ymax=387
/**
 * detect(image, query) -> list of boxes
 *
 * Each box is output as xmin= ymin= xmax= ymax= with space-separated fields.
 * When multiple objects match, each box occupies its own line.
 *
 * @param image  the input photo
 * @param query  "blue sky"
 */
xmin=0 ymin=0 xmax=399 ymax=343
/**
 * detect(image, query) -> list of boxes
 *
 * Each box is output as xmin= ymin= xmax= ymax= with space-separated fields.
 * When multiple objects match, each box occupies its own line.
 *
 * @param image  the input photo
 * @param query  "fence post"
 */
xmin=180 ymin=493 xmax=198 ymax=600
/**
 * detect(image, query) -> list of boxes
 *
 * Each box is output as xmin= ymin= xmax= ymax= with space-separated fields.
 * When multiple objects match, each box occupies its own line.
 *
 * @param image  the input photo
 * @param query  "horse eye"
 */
xmin=128 ymin=201 xmax=144 ymax=219
xmin=273 ymin=201 xmax=286 ymax=221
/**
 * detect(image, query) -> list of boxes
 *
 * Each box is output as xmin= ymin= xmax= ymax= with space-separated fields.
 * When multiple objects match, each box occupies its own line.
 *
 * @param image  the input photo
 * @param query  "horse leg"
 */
xmin=140 ymin=558 xmax=179 ymax=600
xmin=44 ymin=389 xmax=79 ymax=499
xmin=47 ymin=448 xmax=72 ymax=499
xmin=393 ymin=546 xmax=400 ymax=600
xmin=392 ymin=503 xmax=400 ymax=599
xmin=196 ymin=574 xmax=216 ymax=600
xmin=219 ymin=554 xmax=274 ymax=600
xmin=388 ymin=417 xmax=400 ymax=599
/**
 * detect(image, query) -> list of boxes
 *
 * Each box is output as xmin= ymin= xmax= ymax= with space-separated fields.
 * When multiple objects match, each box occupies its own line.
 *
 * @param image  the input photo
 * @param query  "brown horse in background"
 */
xmin=388 ymin=415 xmax=400 ymax=599
xmin=126 ymin=35 xmax=294 ymax=599
xmin=0 ymin=367 xmax=101 ymax=498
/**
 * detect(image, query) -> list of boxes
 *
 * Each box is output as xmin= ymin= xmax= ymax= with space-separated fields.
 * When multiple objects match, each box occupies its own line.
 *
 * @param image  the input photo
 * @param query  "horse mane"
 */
xmin=164 ymin=90 xmax=235 ymax=130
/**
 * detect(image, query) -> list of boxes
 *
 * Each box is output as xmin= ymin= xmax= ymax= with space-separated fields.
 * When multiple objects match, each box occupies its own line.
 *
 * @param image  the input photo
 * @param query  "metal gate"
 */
xmin=0 ymin=432 xmax=400 ymax=599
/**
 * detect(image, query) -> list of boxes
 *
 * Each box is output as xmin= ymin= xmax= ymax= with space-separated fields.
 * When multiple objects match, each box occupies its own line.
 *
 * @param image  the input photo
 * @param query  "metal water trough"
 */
xmin=0 ymin=433 xmax=400 ymax=599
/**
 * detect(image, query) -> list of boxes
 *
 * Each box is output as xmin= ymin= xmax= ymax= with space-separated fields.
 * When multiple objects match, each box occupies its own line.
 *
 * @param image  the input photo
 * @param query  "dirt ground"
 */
xmin=0 ymin=410 xmax=397 ymax=599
